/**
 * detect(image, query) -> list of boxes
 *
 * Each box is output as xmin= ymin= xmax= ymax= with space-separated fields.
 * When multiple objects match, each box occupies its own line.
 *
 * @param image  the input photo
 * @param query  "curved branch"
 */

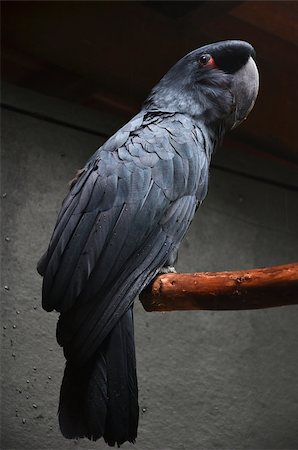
xmin=139 ymin=263 xmax=298 ymax=312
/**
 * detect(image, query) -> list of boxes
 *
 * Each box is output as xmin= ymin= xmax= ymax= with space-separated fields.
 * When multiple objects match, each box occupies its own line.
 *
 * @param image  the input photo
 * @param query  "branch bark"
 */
xmin=139 ymin=263 xmax=298 ymax=312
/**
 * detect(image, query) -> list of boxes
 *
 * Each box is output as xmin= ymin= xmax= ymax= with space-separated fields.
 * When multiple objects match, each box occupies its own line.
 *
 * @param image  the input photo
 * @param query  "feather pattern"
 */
xmin=39 ymin=110 xmax=211 ymax=445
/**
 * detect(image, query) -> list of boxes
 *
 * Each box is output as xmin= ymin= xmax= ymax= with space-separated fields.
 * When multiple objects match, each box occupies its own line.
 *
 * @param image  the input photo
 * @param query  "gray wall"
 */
xmin=1 ymin=83 xmax=298 ymax=450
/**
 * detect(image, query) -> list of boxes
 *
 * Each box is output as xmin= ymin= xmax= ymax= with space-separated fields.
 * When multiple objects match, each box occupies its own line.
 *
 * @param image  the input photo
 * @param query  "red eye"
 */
xmin=199 ymin=54 xmax=216 ymax=68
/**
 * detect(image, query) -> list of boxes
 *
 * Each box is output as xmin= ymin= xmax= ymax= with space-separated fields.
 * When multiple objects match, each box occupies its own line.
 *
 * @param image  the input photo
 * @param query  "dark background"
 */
xmin=2 ymin=1 xmax=298 ymax=164
xmin=1 ymin=2 xmax=298 ymax=449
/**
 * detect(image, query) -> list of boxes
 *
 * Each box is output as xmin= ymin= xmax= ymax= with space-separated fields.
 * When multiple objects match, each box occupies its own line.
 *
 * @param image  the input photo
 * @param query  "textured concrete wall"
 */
xmin=1 ymin=84 xmax=298 ymax=450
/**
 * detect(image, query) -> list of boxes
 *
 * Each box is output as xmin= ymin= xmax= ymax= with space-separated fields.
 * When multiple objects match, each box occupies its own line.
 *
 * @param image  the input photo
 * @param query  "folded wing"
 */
xmin=39 ymin=112 xmax=209 ymax=364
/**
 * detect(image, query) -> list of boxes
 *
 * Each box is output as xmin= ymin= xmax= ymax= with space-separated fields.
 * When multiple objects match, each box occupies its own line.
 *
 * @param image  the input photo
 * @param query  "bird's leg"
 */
xmin=159 ymin=247 xmax=178 ymax=274
xmin=159 ymin=266 xmax=177 ymax=274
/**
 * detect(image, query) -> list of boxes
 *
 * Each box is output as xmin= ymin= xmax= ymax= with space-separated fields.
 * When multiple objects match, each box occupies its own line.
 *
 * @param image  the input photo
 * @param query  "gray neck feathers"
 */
xmin=143 ymin=70 xmax=234 ymax=138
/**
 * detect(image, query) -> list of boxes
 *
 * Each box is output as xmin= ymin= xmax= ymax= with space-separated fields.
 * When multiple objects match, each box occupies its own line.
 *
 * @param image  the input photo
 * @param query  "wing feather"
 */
xmin=40 ymin=111 xmax=209 ymax=365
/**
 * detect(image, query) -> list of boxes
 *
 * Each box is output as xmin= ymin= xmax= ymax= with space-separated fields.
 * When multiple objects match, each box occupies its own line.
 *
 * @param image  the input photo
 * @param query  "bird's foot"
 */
xmin=159 ymin=266 xmax=177 ymax=274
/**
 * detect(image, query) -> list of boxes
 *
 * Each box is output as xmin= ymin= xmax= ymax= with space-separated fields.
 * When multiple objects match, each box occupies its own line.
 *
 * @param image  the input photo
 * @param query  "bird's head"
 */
xmin=144 ymin=40 xmax=259 ymax=131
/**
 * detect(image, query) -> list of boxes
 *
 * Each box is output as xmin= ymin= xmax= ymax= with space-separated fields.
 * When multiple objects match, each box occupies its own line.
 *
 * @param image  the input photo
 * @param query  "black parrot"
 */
xmin=37 ymin=40 xmax=259 ymax=446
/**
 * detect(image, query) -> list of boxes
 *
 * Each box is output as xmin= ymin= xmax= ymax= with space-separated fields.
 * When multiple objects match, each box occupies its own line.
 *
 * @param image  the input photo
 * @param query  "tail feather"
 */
xmin=104 ymin=307 xmax=139 ymax=446
xmin=58 ymin=307 xmax=139 ymax=446
xmin=85 ymin=351 xmax=108 ymax=440
xmin=58 ymin=350 xmax=108 ymax=440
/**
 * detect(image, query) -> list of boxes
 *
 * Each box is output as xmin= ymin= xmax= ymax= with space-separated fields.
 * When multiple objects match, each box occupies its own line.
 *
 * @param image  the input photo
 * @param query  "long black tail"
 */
xmin=58 ymin=307 xmax=139 ymax=446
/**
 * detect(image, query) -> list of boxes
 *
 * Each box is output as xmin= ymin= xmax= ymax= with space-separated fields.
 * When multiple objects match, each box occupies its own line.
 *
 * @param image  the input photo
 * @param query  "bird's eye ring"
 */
xmin=199 ymin=54 xmax=214 ymax=67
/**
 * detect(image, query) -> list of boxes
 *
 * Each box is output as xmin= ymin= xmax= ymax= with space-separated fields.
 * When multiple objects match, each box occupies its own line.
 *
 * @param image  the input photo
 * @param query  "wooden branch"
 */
xmin=139 ymin=263 xmax=298 ymax=312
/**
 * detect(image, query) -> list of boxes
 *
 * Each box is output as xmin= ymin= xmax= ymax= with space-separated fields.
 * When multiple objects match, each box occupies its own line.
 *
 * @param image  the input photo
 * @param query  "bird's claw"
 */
xmin=159 ymin=266 xmax=177 ymax=274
